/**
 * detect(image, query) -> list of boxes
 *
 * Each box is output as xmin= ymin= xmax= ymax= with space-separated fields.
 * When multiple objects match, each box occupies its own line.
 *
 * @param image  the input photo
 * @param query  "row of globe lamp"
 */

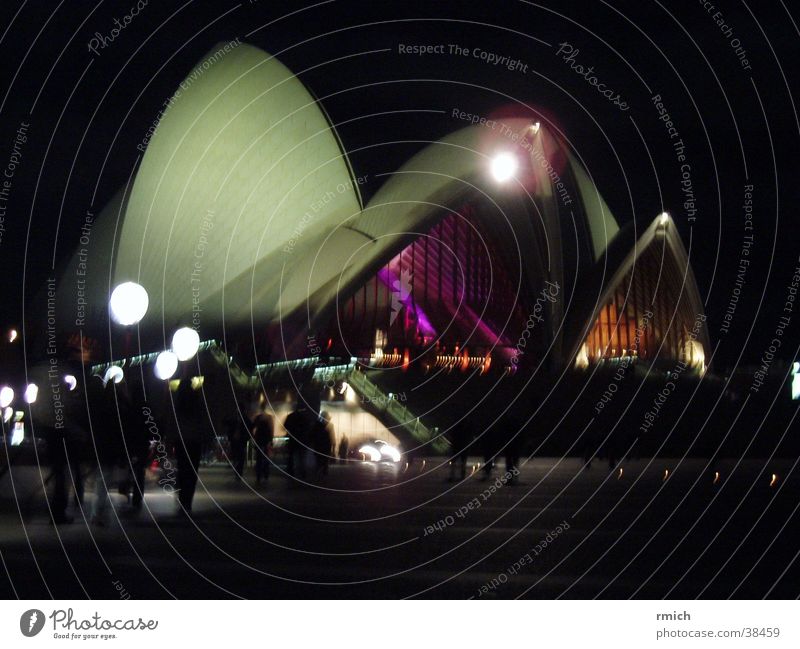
xmin=0 ymin=283 xmax=199 ymax=422
xmin=1 ymin=379 xmax=75 ymax=431
xmin=108 ymin=282 xmax=200 ymax=381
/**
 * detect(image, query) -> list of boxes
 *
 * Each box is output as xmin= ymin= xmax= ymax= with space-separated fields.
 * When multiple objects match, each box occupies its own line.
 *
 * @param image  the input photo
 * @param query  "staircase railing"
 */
xmin=346 ymin=369 xmax=449 ymax=453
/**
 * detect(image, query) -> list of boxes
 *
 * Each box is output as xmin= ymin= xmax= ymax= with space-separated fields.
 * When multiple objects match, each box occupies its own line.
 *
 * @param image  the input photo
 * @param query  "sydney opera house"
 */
xmin=30 ymin=42 xmax=709 ymax=454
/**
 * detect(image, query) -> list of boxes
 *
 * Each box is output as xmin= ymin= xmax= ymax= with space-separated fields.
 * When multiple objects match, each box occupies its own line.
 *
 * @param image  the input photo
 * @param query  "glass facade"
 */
xmin=334 ymin=205 xmax=529 ymax=365
xmin=581 ymin=230 xmax=706 ymax=372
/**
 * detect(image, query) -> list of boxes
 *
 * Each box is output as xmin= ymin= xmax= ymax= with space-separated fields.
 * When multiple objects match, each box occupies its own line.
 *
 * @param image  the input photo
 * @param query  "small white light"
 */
xmin=10 ymin=422 xmax=24 ymax=446
xmin=490 ymin=152 xmax=518 ymax=182
xmin=64 ymin=375 xmax=77 ymax=391
xmin=380 ymin=444 xmax=402 ymax=463
xmin=171 ymin=326 xmax=200 ymax=361
xmin=0 ymin=386 xmax=14 ymax=408
xmin=109 ymin=282 xmax=149 ymax=326
xmin=8 ymin=329 xmax=17 ymax=342
xmin=154 ymin=351 xmax=179 ymax=380
xmin=358 ymin=444 xmax=382 ymax=462
xmin=530 ymin=121 xmax=540 ymax=134
xmin=103 ymin=366 xmax=124 ymax=385
xmin=658 ymin=212 xmax=670 ymax=227
xmin=23 ymin=384 xmax=38 ymax=404
xmin=2 ymin=407 xmax=12 ymax=422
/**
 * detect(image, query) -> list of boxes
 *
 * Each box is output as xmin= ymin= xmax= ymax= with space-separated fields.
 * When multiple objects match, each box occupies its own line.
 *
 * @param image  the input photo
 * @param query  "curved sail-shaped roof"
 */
xmin=298 ymin=119 xmax=622 ymax=333
xmin=565 ymin=148 xmax=619 ymax=260
xmin=563 ymin=213 xmax=710 ymax=366
xmin=49 ymin=185 xmax=131 ymax=343
xmin=113 ymin=42 xmax=361 ymax=332
xmin=54 ymin=43 xmax=632 ymax=363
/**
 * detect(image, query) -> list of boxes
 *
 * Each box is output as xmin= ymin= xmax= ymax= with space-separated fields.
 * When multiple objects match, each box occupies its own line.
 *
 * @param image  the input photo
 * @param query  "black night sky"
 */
xmin=2 ymin=1 xmax=800 ymax=605
xmin=0 ymin=0 xmax=798 ymax=371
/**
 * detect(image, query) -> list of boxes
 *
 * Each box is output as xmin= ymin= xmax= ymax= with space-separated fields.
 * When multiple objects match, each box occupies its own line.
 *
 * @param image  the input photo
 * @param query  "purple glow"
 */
xmin=377 ymin=266 xmax=437 ymax=337
xmin=453 ymin=302 xmax=514 ymax=360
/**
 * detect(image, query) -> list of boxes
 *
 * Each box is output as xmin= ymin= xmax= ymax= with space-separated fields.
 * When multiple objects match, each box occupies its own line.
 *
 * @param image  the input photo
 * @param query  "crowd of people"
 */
xmin=447 ymin=414 xmax=522 ymax=484
xmin=26 ymin=358 xmax=348 ymax=524
xmin=225 ymin=399 xmax=341 ymax=484
xmin=28 ymin=358 xmax=152 ymax=525
xmin=23 ymin=353 xmax=543 ymax=526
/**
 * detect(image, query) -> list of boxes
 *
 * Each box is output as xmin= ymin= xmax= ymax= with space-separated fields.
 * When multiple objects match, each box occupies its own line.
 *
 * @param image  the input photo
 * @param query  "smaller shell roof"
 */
xmin=562 ymin=213 xmax=710 ymax=364
xmin=297 ymin=119 xmax=622 ymax=327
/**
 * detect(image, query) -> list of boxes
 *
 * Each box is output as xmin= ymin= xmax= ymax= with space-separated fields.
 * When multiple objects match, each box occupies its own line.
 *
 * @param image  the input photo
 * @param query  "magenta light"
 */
xmin=377 ymin=267 xmax=437 ymax=337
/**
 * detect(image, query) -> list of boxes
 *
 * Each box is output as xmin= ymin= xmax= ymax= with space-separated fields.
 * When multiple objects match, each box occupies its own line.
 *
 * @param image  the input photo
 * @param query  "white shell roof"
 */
xmin=113 ymin=42 xmax=361 ymax=331
xmin=106 ymin=43 xmax=621 ymax=337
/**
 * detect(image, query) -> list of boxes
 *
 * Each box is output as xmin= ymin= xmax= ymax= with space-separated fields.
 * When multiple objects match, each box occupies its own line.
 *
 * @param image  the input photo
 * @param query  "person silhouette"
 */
xmin=173 ymin=371 xmax=205 ymax=515
xmin=226 ymin=398 xmax=250 ymax=480
xmin=284 ymin=406 xmax=313 ymax=480
xmin=482 ymin=418 xmax=503 ymax=480
xmin=311 ymin=411 xmax=334 ymax=476
xmin=338 ymin=434 xmax=349 ymax=463
xmin=252 ymin=407 xmax=274 ymax=484
xmin=119 ymin=379 xmax=152 ymax=511
xmin=85 ymin=372 xmax=124 ymax=526
xmin=30 ymin=356 xmax=86 ymax=525
xmin=448 ymin=421 xmax=473 ymax=481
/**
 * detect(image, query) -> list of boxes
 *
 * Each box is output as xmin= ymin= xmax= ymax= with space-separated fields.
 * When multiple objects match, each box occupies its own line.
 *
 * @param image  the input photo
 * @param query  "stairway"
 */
xmin=207 ymin=342 xmax=252 ymax=389
xmin=345 ymin=369 xmax=449 ymax=454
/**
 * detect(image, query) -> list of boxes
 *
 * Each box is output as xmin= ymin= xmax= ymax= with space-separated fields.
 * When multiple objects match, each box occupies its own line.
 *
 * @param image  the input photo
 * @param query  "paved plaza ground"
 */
xmin=1 ymin=457 xmax=797 ymax=599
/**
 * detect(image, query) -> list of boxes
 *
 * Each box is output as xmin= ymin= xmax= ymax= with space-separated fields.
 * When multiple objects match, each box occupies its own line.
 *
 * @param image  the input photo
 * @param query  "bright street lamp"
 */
xmin=0 ymin=387 xmax=14 ymax=408
xmin=154 ymin=351 xmax=179 ymax=380
xmin=23 ymin=384 xmax=38 ymax=404
xmin=171 ymin=327 xmax=200 ymax=361
xmin=102 ymin=366 xmax=124 ymax=385
xmin=109 ymin=282 xmax=149 ymax=326
xmin=490 ymin=152 xmax=518 ymax=182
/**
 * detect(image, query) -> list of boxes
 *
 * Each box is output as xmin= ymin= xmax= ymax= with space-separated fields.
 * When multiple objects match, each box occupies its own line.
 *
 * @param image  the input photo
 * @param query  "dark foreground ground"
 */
xmin=0 ymin=456 xmax=797 ymax=599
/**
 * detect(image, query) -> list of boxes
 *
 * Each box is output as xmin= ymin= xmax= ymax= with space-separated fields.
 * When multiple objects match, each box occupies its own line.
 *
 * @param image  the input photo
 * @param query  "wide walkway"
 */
xmin=0 ymin=456 xmax=797 ymax=598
